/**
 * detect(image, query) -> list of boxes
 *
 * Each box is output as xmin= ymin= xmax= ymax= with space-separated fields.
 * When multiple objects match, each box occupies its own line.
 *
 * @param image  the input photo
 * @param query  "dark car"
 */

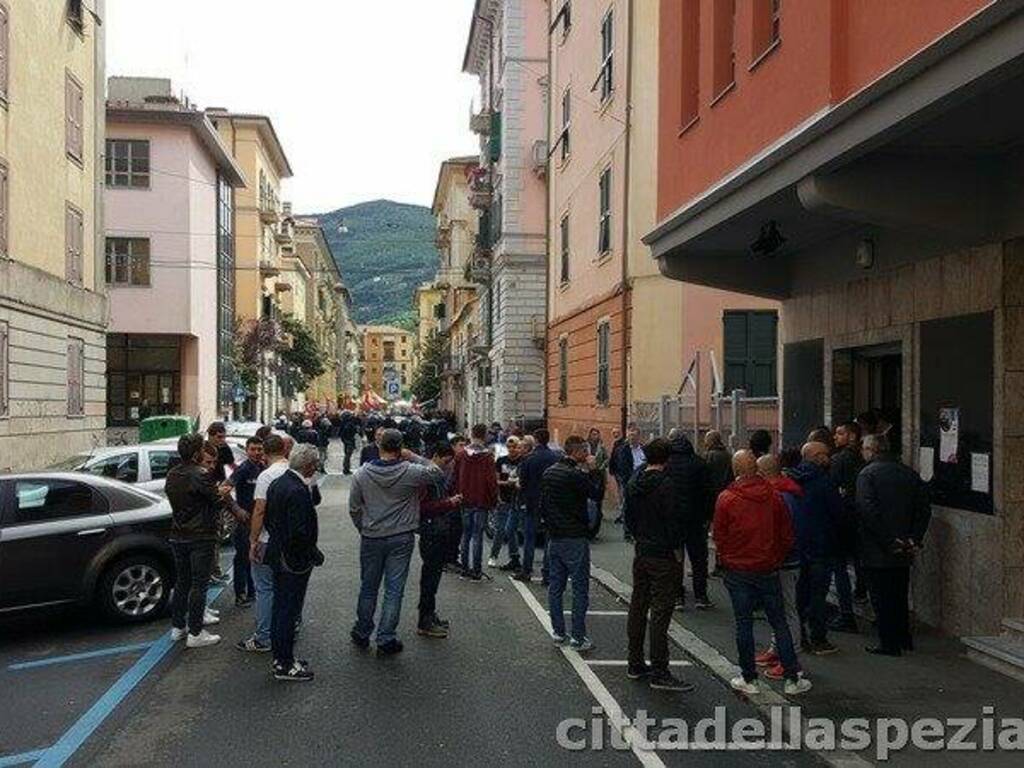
xmin=0 ymin=473 xmax=175 ymax=623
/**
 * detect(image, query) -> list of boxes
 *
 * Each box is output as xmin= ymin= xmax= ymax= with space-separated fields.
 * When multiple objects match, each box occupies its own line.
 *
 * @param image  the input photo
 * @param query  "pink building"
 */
xmin=104 ymin=78 xmax=245 ymax=429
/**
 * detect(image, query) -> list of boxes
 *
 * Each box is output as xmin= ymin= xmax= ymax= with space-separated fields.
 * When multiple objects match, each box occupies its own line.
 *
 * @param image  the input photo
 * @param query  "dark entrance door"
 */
xmin=832 ymin=342 xmax=903 ymax=452
xmin=782 ymin=339 xmax=824 ymax=449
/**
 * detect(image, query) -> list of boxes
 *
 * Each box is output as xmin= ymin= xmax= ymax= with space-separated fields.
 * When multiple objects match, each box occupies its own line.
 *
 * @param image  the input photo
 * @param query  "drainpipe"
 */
xmin=619 ymin=0 xmax=634 ymax=436
xmin=543 ymin=4 xmax=553 ymax=429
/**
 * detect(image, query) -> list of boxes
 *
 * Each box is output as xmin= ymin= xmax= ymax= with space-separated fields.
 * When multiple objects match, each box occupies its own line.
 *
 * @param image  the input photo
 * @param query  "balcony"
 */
xmin=259 ymin=201 xmax=279 ymax=224
xmin=275 ymin=220 xmax=294 ymax=245
xmin=469 ymin=181 xmax=493 ymax=211
xmin=464 ymin=254 xmax=491 ymax=285
xmin=259 ymin=259 xmax=280 ymax=277
xmin=469 ymin=108 xmax=491 ymax=136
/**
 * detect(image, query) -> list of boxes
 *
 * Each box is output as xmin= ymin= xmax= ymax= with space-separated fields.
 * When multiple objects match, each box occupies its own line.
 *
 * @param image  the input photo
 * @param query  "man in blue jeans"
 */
xmin=349 ymin=429 xmax=445 ymax=654
xmin=452 ymin=424 xmax=499 ymax=581
xmin=541 ymin=435 xmax=603 ymax=651
xmin=713 ymin=450 xmax=812 ymax=696
xmin=514 ymin=429 xmax=561 ymax=584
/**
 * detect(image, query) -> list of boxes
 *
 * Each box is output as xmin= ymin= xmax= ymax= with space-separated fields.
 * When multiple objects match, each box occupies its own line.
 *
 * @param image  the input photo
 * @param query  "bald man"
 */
xmin=786 ymin=441 xmax=844 ymax=656
xmin=713 ymin=450 xmax=810 ymax=695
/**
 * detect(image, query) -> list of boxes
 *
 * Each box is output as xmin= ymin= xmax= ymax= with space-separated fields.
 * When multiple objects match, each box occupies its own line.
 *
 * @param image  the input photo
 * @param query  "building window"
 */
xmin=383 ymin=341 xmax=396 ymax=362
xmin=216 ymin=173 xmax=235 ymax=408
xmin=105 ymin=238 xmax=150 ymax=286
xmin=752 ymin=0 xmax=782 ymax=61
xmin=598 ymin=168 xmax=612 ymax=255
xmin=680 ymin=0 xmax=700 ymax=126
xmin=0 ymin=159 xmax=7 ymax=258
xmin=65 ymin=70 xmax=84 ymax=164
xmin=713 ymin=0 xmax=737 ymax=98
xmin=67 ymin=0 xmax=85 ymax=31
xmin=0 ymin=320 xmax=8 ymax=418
xmin=723 ymin=310 xmax=778 ymax=397
xmin=596 ymin=321 xmax=610 ymax=405
xmin=598 ymin=10 xmax=614 ymax=103
xmin=0 ymin=3 xmax=9 ymax=103
xmin=560 ymin=214 xmax=570 ymax=284
xmin=560 ymin=88 xmax=571 ymax=162
xmin=494 ymin=278 xmax=502 ymax=325
xmin=65 ymin=204 xmax=84 ymax=285
xmin=67 ymin=337 xmax=85 ymax=417
xmin=558 ymin=337 xmax=568 ymax=405
xmin=105 ymin=140 xmax=150 ymax=188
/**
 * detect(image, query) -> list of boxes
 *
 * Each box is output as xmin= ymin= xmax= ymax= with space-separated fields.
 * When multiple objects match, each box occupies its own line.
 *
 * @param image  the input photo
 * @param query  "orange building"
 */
xmin=646 ymin=0 xmax=1024 ymax=655
xmin=359 ymin=325 xmax=414 ymax=401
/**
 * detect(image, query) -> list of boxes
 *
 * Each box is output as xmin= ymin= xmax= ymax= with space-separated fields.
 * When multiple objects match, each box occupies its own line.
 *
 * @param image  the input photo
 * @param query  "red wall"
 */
xmin=657 ymin=0 xmax=989 ymax=221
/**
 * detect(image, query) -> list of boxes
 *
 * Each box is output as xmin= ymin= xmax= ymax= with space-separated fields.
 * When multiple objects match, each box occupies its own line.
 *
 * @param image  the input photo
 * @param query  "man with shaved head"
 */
xmin=713 ymin=450 xmax=810 ymax=695
xmin=787 ymin=441 xmax=844 ymax=656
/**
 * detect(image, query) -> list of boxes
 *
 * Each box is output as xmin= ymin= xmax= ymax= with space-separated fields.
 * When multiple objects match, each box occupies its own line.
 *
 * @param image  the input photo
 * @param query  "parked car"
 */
xmin=48 ymin=444 xmax=190 ymax=494
xmin=0 ymin=473 xmax=174 ymax=623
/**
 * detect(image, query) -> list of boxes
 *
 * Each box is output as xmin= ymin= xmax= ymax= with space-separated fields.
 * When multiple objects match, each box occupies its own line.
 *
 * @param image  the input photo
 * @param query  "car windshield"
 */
xmin=47 ymin=454 xmax=90 ymax=471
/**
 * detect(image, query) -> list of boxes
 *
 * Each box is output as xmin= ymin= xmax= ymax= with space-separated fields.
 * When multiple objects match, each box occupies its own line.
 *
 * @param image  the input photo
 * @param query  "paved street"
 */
xmin=1 ymin=475 xmax=818 ymax=768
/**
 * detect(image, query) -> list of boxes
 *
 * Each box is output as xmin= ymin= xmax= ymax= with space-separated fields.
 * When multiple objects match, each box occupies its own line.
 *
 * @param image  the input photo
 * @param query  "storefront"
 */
xmin=106 ymin=335 xmax=182 ymax=427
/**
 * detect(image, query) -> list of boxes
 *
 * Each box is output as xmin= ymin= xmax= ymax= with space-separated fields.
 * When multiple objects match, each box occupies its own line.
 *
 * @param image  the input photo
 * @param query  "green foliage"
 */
xmin=279 ymin=316 xmax=328 ymax=394
xmin=378 ymin=309 xmax=418 ymax=333
xmin=310 ymin=200 xmax=438 ymax=325
xmin=410 ymin=329 xmax=446 ymax=404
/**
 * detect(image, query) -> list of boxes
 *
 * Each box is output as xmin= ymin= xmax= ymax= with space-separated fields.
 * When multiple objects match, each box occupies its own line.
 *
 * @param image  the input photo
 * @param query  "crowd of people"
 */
xmin=162 ymin=409 xmax=931 ymax=693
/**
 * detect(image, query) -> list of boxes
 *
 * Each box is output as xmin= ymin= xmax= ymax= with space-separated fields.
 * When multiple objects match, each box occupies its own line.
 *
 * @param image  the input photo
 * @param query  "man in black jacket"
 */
xmin=542 ymin=435 xmax=603 ymax=652
xmin=513 ymin=429 xmax=561 ymax=583
xmin=625 ymin=438 xmax=695 ymax=692
xmin=339 ymin=410 xmax=360 ymax=475
xmin=265 ymin=443 xmax=323 ymax=681
xmin=829 ymin=421 xmax=865 ymax=632
xmin=856 ymin=434 xmax=931 ymax=657
xmin=666 ymin=428 xmax=713 ymax=609
xmin=166 ymin=435 xmax=235 ymax=649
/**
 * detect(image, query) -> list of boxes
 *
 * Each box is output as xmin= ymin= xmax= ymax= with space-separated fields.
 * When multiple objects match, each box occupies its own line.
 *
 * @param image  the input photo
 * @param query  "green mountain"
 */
xmin=310 ymin=200 xmax=438 ymax=327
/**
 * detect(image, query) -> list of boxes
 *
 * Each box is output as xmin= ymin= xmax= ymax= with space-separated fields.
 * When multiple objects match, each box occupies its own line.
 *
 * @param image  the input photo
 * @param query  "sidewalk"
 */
xmin=589 ymin=526 xmax=1024 ymax=767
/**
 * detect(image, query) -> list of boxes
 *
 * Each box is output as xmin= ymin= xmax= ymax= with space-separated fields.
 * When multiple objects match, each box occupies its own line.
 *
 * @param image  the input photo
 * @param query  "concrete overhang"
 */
xmin=645 ymin=1 xmax=1024 ymax=300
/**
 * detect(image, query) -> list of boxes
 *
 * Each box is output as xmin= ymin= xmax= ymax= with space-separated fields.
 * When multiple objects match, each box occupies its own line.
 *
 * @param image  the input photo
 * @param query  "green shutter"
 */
xmin=723 ymin=310 xmax=778 ymax=397
xmin=489 ymin=111 xmax=502 ymax=162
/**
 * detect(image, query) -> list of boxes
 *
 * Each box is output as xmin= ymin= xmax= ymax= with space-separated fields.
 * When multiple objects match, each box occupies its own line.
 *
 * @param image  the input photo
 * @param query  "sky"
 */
xmin=106 ymin=0 xmax=482 ymax=214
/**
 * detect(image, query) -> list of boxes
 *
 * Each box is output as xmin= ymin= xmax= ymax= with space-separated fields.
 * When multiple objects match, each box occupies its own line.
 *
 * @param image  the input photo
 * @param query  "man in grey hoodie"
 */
xmin=349 ymin=428 xmax=445 ymax=654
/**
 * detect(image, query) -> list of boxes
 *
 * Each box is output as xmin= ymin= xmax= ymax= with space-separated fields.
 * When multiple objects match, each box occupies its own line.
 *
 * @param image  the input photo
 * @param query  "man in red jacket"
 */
xmin=713 ymin=450 xmax=811 ymax=696
xmin=452 ymin=424 xmax=499 ymax=581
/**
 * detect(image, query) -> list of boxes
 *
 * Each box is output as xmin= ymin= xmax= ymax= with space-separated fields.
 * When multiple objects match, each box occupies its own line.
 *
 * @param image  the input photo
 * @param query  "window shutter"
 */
xmin=65 ymin=206 xmax=74 ymax=280
xmin=65 ymin=75 xmax=74 ymax=155
xmin=489 ymin=111 xmax=502 ymax=162
xmin=0 ymin=321 xmax=8 ymax=417
xmin=0 ymin=162 xmax=7 ymax=258
xmin=0 ymin=5 xmax=8 ymax=100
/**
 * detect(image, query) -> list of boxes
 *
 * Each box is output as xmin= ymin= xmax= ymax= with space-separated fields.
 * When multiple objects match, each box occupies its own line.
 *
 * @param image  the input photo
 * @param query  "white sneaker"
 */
xmin=186 ymin=629 xmax=221 ymax=648
xmin=730 ymin=676 xmax=761 ymax=696
xmin=170 ymin=627 xmax=187 ymax=641
xmin=784 ymin=677 xmax=813 ymax=695
xmin=486 ymin=557 xmax=499 ymax=568
xmin=203 ymin=609 xmax=220 ymax=626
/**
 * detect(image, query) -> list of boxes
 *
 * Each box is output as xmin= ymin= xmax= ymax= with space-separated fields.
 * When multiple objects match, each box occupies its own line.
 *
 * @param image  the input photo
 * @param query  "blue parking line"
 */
xmin=7 ymin=642 xmax=154 ymax=672
xmin=0 ymin=750 xmax=46 ymax=767
xmin=32 ymin=579 xmax=229 ymax=768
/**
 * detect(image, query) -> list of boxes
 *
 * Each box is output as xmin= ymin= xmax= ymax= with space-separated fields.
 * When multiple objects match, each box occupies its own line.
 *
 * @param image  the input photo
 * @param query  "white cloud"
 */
xmin=105 ymin=0 xmax=482 ymax=213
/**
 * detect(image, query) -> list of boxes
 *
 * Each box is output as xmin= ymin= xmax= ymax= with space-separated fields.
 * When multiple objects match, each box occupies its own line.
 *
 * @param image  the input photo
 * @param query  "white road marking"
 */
xmin=585 ymin=660 xmax=692 ymax=667
xmin=510 ymin=577 xmax=668 ymax=768
xmin=564 ymin=610 xmax=628 ymax=616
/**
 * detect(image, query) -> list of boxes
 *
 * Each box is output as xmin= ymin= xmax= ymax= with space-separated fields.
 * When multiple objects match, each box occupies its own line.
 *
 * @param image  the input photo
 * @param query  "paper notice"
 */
xmin=971 ymin=453 xmax=990 ymax=494
xmin=919 ymin=446 xmax=935 ymax=482
xmin=939 ymin=407 xmax=960 ymax=463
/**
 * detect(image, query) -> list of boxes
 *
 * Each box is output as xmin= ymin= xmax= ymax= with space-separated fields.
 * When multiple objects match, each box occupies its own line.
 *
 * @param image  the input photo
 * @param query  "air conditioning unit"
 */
xmin=531 ymin=140 xmax=548 ymax=178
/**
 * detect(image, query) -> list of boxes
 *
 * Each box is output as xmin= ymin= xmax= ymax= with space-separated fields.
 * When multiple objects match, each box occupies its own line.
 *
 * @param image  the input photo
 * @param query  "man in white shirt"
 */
xmin=237 ymin=434 xmax=294 ymax=652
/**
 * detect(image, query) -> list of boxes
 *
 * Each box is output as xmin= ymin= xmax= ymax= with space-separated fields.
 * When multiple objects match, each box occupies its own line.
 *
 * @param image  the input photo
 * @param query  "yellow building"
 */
xmin=359 ymin=325 xmax=414 ymax=400
xmin=207 ymin=109 xmax=293 ymax=420
xmin=414 ymin=281 xmax=444 ymax=352
xmin=0 ymin=1 xmax=107 ymax=469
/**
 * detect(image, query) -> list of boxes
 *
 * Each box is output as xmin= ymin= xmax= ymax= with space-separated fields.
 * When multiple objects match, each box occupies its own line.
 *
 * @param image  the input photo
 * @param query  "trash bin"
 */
xmin=139 ymin=415 xmax=193 ymax=443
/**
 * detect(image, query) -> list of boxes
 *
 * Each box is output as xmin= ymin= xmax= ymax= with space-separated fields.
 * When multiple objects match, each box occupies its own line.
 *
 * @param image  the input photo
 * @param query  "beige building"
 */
xmin=414 ymin=282 xmax=444 ymax=354
xmin=359 ymin=325 xmax=414 ymax=401
xmin=207 ymin=109 xmax=293 ymax=421
xmin=0 ymin=1 xmax=107 ymax=469
xmin=294 ymin=216 xmax=353 ymax=407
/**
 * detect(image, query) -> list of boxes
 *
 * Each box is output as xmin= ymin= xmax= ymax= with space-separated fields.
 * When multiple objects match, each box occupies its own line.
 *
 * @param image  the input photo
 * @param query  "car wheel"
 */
xmin=97 ymin=554 xmax=171 ymax=623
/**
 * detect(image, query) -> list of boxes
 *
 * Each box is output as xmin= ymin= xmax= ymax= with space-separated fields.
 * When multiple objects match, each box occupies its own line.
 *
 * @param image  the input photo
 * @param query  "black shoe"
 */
xmin=693 ymin=597 xmax=714 ymax=610
xmin=624 ymin=534 xmax=634 ymax=543
xmin=432 ymin=614 xmax=451 ymax=629
xmin=273 ymin=662 xmax=314 ymax=682
xmin=416 ymin=621 xmax=448 ymax=639
xmin=865 ymin=645 xmax=902 ymax=657
xmin=806 ymin=639 xmax=839 ymax=656
xmin=377 ymin=640 xmax=404 ymax=656
xmin=511 ymin=571 xmax=533 ymax=583
xmin=460 ymin=571 xmax=482 ymax=582
xmin=627 ymin=662 xmax=654 ymax=680
xmin=828 ymin=614 xmax=859 ymax=633
xmin=350 ymin=631 xmax=370 ymax=649
xmin=235 ymin=595 xmax=254 ymax=608
xmin=498 ymin=560 xmax=520 ymax=572
xmin=649 ymin=670 xmax=696 ymax=693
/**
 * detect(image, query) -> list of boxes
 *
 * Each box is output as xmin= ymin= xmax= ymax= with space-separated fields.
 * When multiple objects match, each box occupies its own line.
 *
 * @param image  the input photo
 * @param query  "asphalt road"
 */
xmin=0 ymin=474 xmax=821 ymax=768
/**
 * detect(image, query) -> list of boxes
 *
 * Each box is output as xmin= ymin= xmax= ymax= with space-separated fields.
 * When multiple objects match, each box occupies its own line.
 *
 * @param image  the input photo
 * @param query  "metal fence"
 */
xmin=631 ymin=389 xmax=780 ymax=451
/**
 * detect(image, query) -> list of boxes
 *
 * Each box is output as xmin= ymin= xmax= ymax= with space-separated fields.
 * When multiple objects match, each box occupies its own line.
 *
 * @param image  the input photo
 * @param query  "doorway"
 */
xmin=832 ymin=342 xmax=902 ymax=451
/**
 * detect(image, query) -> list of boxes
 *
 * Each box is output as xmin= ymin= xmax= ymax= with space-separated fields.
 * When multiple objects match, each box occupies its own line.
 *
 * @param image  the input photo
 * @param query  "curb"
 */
xmin=590 ymin=565 xmax=874 ymax=768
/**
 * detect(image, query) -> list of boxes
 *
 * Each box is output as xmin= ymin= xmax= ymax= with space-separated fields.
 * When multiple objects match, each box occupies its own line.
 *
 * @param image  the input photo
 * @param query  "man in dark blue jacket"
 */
xmin=513 ymin=428 xmax=561 ymax=584
xmin=265 ymin=444 xmax=323 ymax=682
xmin=788 ymin=441 xmax=843 ymax=655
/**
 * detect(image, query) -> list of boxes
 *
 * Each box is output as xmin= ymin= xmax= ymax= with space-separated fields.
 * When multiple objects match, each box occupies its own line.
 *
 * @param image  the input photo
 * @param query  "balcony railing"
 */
xmin=469 ymin=108 xmax=491 ymax=136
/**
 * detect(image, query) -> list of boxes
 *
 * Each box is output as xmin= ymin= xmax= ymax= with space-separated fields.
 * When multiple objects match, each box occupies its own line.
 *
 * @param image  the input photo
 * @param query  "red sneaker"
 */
xmin=755 ymin=649 xmax=778 ymax=667
xmin=763 ymin=662 xmax=786 ymax=680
